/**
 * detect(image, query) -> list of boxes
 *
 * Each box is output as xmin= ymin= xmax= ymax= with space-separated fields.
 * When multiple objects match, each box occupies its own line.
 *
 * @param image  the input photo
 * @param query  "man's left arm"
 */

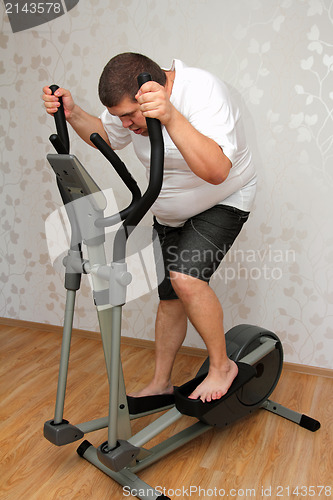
xmin=136 ymin=82 xmax=232 ymax=185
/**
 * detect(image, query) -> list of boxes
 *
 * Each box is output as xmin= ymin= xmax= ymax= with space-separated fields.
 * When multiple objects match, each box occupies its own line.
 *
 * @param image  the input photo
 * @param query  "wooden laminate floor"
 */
xmin=0 ymin=324 xmax=332 ymax=499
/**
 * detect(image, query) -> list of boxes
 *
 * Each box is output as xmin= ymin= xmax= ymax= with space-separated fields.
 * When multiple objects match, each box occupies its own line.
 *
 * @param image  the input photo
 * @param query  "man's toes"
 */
xmin=188 ymin=389 xmax=200 ymax=400
xmin=203 ymin=392 xmax=210 ymax=403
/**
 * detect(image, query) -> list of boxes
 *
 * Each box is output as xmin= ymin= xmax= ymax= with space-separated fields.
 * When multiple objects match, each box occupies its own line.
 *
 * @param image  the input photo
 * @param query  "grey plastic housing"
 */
xmin=97 ymin=439 xmax=140 ymax=472
xmin=44 ymin=419 xmax=84 ymax=446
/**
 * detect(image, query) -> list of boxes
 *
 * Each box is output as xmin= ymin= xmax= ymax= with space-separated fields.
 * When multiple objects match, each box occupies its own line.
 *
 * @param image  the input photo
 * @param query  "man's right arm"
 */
xmin=66 ymin=104 xmax=110 ymax=147
xmin=42 ymin=86 xmax=110 ymax=147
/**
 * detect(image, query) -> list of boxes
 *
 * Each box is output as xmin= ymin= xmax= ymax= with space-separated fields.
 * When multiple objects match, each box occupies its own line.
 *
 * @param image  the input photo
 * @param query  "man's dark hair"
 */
xmin=98 ymin=52 xmax=167 ymax=107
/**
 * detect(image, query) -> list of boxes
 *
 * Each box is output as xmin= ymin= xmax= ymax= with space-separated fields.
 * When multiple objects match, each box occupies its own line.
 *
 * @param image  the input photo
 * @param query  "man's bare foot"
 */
xmin=188 ymin=359 xmax=238 ymax=403
xmin=128 ymin=380 xmax=174 ymax=398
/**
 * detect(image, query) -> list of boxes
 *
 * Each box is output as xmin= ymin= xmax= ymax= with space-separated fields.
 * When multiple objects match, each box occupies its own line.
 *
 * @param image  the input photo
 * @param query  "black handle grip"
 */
xmin=49 ymin=133 xmax=68 ymax=154
xmin=136 ymin=72 xmax=162 ymax=144
xmin=49 ymin=84 xmax=70 ymax=154
xmin=137 ymin=72 xmax=152 ymax=87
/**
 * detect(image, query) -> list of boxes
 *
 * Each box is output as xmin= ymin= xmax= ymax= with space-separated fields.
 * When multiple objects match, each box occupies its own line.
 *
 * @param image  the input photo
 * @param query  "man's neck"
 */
xmin=164 ymin=70 xmax=175 ymax=97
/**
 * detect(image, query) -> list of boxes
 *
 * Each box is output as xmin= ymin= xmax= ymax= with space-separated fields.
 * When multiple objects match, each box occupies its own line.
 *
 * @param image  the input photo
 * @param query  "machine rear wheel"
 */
xmin=226 ymin=324 xmax=283 ymax=406
xmin=197 ymin=324 xmax=283 ymax=407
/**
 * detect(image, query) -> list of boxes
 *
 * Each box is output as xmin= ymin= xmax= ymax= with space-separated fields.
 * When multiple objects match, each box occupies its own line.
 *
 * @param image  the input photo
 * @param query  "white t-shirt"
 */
xmin=100 ymin=59 xmax=257 ymax=227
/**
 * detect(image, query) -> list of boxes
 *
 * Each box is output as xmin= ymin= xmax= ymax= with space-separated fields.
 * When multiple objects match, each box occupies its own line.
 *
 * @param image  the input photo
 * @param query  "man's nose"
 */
xmin=121 ymin=117 xmax=133 ymax=128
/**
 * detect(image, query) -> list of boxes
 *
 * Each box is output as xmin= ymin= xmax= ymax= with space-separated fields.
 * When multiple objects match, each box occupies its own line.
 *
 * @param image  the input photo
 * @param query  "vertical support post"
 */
xmin=54 ymin=289 xmax=76 ymax=424
xmin=89 ymin=243 xmax=131 ymax=442
xmin=107 ymin=305 xmax=123 ymax=450
xmin=97 ymin=306 xmax=132 ymax=440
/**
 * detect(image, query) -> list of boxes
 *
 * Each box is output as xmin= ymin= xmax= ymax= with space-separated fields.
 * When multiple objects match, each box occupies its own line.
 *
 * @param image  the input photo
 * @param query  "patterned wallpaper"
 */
xmin=0 ymin=0 xmax=332 ymax=369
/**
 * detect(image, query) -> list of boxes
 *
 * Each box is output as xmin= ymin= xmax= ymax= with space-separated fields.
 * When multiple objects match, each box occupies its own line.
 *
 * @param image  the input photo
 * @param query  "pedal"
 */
xmin=174 ymin=362 xmax=257 ymax=428
xmin=127 ymin=392 xmax=175 ymax=415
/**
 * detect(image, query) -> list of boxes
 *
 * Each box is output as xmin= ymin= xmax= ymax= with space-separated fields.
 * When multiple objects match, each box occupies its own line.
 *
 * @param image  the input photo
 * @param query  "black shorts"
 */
xmin=153 ymin=204 xmax=250 ymax=300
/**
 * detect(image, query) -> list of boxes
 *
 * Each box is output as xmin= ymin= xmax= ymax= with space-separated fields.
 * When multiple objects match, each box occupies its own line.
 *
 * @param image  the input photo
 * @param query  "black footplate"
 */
xmin=127 ymin=392 xmax=175 ymax=415
xmin=174 ymin=362 xmax=257 ymax=427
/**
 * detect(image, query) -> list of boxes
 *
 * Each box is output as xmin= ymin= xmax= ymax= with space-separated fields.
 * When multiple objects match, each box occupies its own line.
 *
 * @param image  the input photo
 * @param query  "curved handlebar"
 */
xmin=49 ymin=84 xmax=70 ymax=154
xmin=90 ymin=132 xmax=141 ymax=228
xmin=90 ymin=133 xmax=141 ymax=202
xmin=113 ymin=73 xmax=165 ymax=262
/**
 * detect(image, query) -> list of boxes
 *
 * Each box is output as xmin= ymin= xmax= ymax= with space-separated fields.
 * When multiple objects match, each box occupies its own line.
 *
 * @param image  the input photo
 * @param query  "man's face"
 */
xmin=108 ymin=96 xmax=148 ymax=136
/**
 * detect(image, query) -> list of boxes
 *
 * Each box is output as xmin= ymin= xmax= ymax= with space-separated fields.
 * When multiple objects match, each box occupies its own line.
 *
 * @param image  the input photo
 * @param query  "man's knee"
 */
xmin=170 ymin=271 xmax=207 ymax=301
xmin=158 ymin=298 xmax=181 ymax=314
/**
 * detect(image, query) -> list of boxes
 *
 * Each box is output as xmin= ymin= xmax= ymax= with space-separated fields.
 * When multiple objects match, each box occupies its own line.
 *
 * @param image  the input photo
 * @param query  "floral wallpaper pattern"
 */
xmin=0 ymin=0 xmax=332 ymax=369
